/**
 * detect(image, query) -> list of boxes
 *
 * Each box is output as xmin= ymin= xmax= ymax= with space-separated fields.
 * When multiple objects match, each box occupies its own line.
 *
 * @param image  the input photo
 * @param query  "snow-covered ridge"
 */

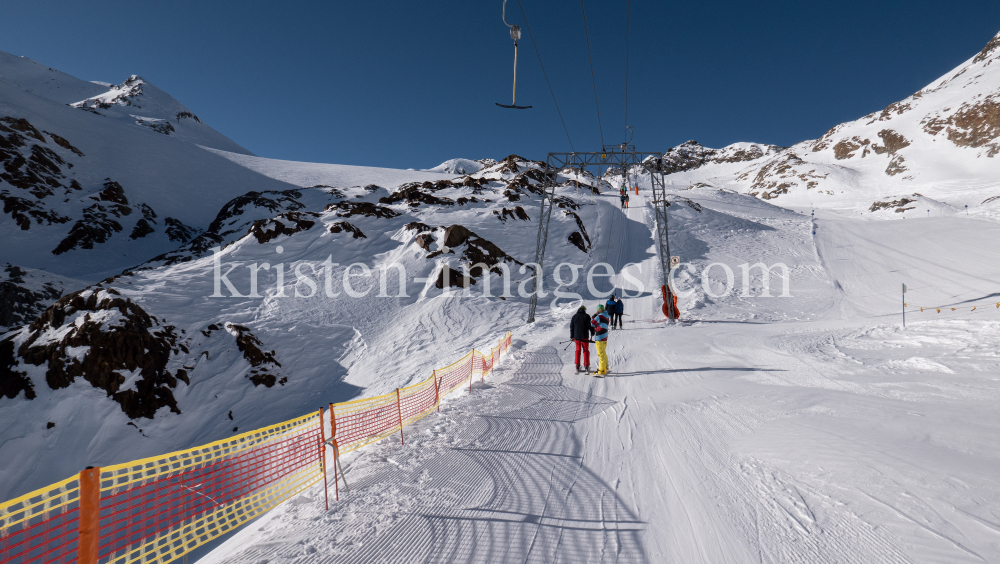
xmin=686 ymin=29 xmax=1000 ymax=213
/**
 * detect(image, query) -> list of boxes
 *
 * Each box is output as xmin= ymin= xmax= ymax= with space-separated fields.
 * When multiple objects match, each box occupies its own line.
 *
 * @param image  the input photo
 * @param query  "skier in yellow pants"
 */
xmin=591 ymin=304 xmax=611 ymax=377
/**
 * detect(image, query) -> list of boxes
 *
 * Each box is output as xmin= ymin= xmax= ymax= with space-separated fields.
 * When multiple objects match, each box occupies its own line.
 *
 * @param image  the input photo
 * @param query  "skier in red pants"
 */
xmin=570 ymin=305 xmax=595 ymax=373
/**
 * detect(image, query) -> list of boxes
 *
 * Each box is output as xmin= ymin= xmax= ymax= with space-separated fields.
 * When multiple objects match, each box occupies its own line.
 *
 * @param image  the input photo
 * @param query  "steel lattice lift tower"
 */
xmin=526 ymin=144 xmax=677 ymax=324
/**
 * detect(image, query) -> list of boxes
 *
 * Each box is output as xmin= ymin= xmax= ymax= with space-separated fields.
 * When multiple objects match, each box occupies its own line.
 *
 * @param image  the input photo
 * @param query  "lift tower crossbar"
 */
xmin=526 ymin=149 xmax=675 ymax=323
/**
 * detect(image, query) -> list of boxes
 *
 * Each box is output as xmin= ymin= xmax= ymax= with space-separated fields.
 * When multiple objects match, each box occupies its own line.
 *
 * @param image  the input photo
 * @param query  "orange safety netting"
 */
xmin=1 ymin=332 xmax=512 ymax=564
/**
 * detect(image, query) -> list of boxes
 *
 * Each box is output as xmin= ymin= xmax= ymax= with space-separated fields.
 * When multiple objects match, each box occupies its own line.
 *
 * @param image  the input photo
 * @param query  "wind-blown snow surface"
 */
xmin=194 ymin=184 xmax=1000 ymax=564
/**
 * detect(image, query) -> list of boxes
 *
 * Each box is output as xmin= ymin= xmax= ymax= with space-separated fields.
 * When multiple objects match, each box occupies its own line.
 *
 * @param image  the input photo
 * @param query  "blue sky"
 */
xmin=2 ymin=0 xmax=998 ymax=169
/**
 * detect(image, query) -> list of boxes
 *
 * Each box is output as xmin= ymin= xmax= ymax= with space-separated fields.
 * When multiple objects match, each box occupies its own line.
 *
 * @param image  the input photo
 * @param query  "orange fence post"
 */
xmin=433 ymin=373 xmax=440 ymax=412
xmin=318 ymin=407 xmax=329 ymax=511
xmin=77 ymin=466 xmax=101 ymax=564
xmin=396 ymin=388 xmax=404 ymax=445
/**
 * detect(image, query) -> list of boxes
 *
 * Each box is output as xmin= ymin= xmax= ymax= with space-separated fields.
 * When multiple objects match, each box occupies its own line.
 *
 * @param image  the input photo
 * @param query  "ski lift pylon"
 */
xmin=496 ymin=0 xmax=531 ymax=109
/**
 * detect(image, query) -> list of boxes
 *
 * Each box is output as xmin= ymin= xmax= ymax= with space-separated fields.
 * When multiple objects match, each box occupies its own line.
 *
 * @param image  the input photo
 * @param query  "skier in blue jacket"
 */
xmin=592 ymin=305 xmax=611 ymax=376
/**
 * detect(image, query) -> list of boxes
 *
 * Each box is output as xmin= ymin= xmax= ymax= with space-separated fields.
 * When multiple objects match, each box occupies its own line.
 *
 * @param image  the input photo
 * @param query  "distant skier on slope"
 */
xmin=613 ymin=295 xmax=624 ymax=329
xmin=570 ymin=305 xmax=595 ymax=374
xmin=605 ymin=295 xmax=619 ymax=329
xmin=620 ymin=193 xmax=628 ymax=209
xmin=592 ymin=305 xmax=611 ymax=377
xmin=624 ymin=193 xmax=630 ymax=209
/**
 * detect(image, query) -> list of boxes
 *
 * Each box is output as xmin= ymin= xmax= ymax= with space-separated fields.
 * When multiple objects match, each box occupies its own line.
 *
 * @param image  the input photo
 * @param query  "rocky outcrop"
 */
xmin=225 ymin=323 xmax=282 ymax=387
xmin=740 ymin=153 xmax=828 ymax=200
xmin=493 ymin=206 xmax=530 ymax=222
xmin=71 ymin=75 xmax=146 ymax=110
xmin=9 ymin=287 xmax=189 ymax=418
xmin=164 ymin=217 xmax=200 ymax=243
xmin=326 ymin=201 xmax=400 ymax=218
xmin=924 ymin=95 xmax=1000 ymax=151
xmin=425 ymin=225 xmax=525 ymax=288
xmin=208 ymin=189 xmax=307 ymax=237
xmin=329 ymin=221 xmax=366 ymax=239
xmin=52 ymin=182 xmax=136 ymax=254
xmin=564 ymin=211 xmax=592 ymax=253
xmin=0 ymin=265 xmax=64 ymax=331
xmin=379 ymin=181 xmax=456 ymax=207
xmin=130 ymin=219 xmax=155 ymax=239
xmin=248 ymin=211 xmax=318 ymax=244
xmin=869 ymin=197 xmax=917 ymax=213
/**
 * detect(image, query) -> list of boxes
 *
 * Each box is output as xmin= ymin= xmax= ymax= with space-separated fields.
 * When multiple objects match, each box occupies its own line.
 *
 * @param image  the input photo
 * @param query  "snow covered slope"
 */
xmin=0 ymin=154 xmax=609 ymax=501
xmin=0 ymin=74 xmax=301 ymax=281
xmin=0 ymin=50 xmax=251 ymax=155
xmin=195 ymin=181 xmax=1000 ymax=564
xmin=661 ymin=31 xmax=1000 ymax=216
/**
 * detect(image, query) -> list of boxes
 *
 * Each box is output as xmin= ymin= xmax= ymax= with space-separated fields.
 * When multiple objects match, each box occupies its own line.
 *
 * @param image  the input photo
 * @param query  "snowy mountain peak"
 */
xmin=712 ymin=28 xmax=1000 ymax=210
xmin=71 ymin=75 xmax=147 ymax=110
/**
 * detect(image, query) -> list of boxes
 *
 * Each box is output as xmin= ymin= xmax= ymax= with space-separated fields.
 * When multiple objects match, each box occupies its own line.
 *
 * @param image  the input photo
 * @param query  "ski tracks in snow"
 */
xmin=201 ymin=346 xmax=641 ymax=564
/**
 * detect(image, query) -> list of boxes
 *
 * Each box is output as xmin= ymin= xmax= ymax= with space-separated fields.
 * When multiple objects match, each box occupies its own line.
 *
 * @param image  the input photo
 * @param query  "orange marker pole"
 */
xmin=433 ymin=374 xmax=440 ymax=413
xmin=78 ymin=467 xmax=101 ymax=564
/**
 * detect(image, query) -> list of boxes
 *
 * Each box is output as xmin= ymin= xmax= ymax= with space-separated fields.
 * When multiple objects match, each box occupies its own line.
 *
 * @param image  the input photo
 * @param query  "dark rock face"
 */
xmin=0 ymin=336 xmax=33 ymax=399
xmin=1 ymin=194 xmax=70 ymax=230
xmin=208 ymin=189 xmax=306 ymax=236
xmin=130 ymin=189 xmax=329 ymax=272
xmin=130 ymin=218 xmax=155 ymax=239
xmin=430 ymin=224 xmax=524 ymax=284
xmin=12 ymin=288 xmax=188 ymax=418
xmin=176 ymin=111 xmax=202 ymax=124
xmin=248 ymin=211 xmax=318 ymax=244
xmin=657 ymin=141 xmax=717 ymax=173
xmin=925 ymin=95 xmax=1000 ymax=150
xmin=0 ymin=265 xmax=66 ymax=331
xmin=225 ymin=323 xmax=282 ymax=387
xmin=565 ymin=211 xmax=592 ymax=253
xmin=1 ymin=117 xmax=84 ymax=229
xmin=53 ymin=202 xmax=126 ymax=254
xmin=379 ymin=181 xmax=456 ymax=207
xmin=441 ymin=225 xmax=473 ymax=248
xmin=973 ymin=31 xmax=1000 ymax=64
xmin=869 ymin=197 xmax=917 ymax=213
xmin=326 ymin=201 xmax=400 ymax=218
xmin=329 ymin=221 xmax=366 ymax=239
xmin=164 ymin=217 xmax=200 ymax=243
xmin=97 ymin=180 xmax=128 ymax=205
xmin=494 ymin=206 xmax=530 ymax=222
xmin=135 ymin=118 xmax=175 ymax=135
xmin=404 ymin=221 xmax=434 ymax=233
xmin=871 ymin=129 xmax=911 ymax=155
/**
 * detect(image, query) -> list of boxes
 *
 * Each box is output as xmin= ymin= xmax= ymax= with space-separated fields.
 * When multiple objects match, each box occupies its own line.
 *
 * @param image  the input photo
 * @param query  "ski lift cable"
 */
xmin=624 ymin=0 xmax=630 ymax=139
xmin=579 ymin=0 xmax=605 ymax=146
xmin=515 ymin=0 xmax=575 ymax=151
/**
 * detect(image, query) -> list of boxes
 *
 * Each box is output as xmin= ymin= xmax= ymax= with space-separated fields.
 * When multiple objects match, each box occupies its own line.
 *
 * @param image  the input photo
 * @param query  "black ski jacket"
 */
xmin=570 ymin=309 xmax=595 ymax=341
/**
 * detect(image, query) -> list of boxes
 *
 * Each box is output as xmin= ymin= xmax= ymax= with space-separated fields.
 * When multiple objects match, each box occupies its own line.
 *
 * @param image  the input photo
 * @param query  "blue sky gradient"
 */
xmin=2 ymin=0 xmax=998 ymax=168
